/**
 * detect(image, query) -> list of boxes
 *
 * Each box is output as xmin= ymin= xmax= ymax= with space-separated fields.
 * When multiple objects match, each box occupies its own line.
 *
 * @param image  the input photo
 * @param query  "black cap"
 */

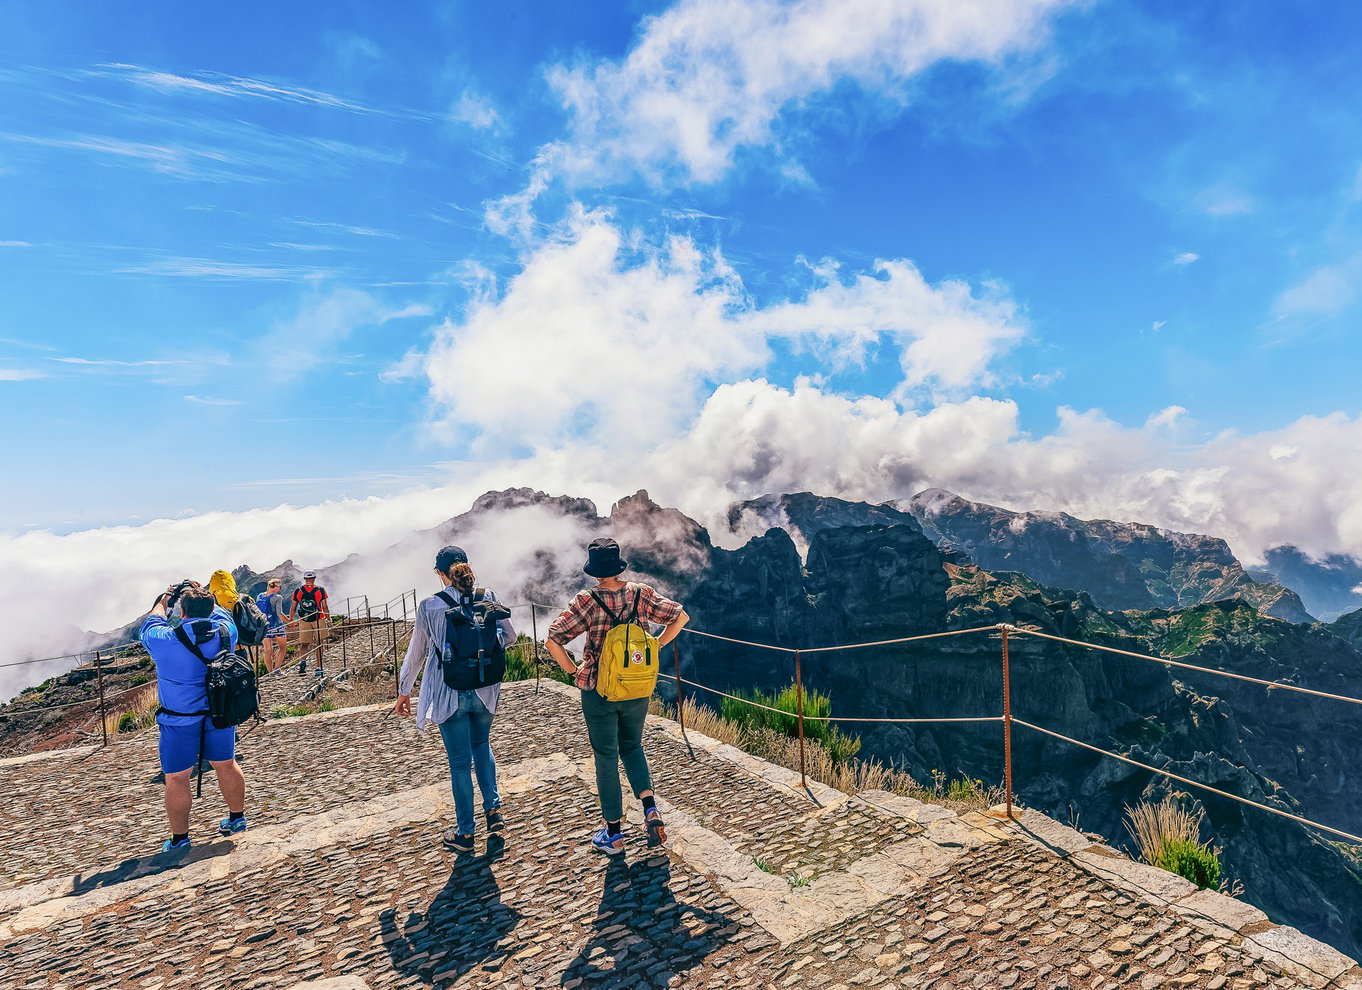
xmin=435 ymin=545 xmax=469 ymax=573
xmin=583 ymin=538 xmax=627 ymax=578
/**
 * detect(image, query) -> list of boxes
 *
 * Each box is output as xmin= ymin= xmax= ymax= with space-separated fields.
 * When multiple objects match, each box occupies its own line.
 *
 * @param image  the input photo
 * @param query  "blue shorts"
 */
xmin=157 ymin=717 xmax=236 ymax=775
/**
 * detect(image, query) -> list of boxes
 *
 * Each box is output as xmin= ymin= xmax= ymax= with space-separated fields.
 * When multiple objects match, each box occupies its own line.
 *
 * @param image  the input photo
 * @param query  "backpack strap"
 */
xmin=589 ymin=590 xmax=624 ymax=626
xmin=626 ymin=588 xmax=642 ymax=624
xmin=174 ymin=623 xmax=229 ymax=664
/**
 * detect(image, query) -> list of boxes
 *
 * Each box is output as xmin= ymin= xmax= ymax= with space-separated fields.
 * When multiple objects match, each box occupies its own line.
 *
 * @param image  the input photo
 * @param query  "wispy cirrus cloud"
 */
xmin=115 ymin=257 xmax=338 ymax=280
xmin=184 ymin=395 xmax=245 ymax=406
xmin=94 ymin=62 xmax=418 ymax=119
xmin=0 ymin=368 xmax=45 ymax=381
xmin=55 ymin=357 xmax=190 ymax=367
xmin=0 ymin=240 xmax=31 ymax=247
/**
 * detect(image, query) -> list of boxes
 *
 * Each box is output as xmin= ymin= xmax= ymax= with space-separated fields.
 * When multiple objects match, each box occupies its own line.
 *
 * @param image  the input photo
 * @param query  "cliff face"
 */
xmin=672 ymin=507 xmax=1362 ymax=959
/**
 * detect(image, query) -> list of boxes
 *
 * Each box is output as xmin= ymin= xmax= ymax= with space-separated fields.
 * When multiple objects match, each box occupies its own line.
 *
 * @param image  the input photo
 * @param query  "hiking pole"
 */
xmin=530 ymin=605 xmax=540 ymax=696
xmin=95 ymin=650 xmax=108 ymax=747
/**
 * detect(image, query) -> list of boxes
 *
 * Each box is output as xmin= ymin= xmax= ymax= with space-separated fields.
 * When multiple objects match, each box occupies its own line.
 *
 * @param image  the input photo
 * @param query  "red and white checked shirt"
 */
xmin=547 ymin=582 xmax=683 ymax=691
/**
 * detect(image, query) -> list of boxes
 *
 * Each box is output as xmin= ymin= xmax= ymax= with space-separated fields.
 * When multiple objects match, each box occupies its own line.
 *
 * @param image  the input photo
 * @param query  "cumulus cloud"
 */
xmin=546 ymin=0 xmax=1076 ymax=186
xmin=423 ymin=208 xmax=1026 ymax=447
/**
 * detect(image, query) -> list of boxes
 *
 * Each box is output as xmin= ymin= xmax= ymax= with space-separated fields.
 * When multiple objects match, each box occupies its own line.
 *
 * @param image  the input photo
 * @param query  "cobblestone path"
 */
xmin=1 ymin=681 xmax=1357 ymax=990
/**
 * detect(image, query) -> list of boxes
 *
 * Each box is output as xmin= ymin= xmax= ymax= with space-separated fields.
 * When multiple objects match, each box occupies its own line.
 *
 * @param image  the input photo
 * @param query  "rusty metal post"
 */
xmin=341 ymin=619 xmax=348 ymax=670
xmin=95 ymin=650 xmax=108 ymax=747
xmin=364 ymin=595 xmax=370 ymax=621
xmin=1001 ymin=625 xmax=1014 ymax=820
xmin=530 ymin=605 xmax=541 ymax=696
xmin=673 ymin=641 xmax=685 ymax=735
xmin=793 ymin=649 xmax=807 ymax=790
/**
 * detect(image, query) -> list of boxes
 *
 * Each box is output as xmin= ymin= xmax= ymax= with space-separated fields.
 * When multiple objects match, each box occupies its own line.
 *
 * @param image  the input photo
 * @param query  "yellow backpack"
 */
xmin=591 ymin=587 xmax=660 ymax=701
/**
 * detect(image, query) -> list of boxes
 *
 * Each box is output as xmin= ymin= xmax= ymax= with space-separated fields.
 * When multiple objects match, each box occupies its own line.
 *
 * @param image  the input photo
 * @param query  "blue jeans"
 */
xmin=437 ymin=691 xmax=500 ymax=836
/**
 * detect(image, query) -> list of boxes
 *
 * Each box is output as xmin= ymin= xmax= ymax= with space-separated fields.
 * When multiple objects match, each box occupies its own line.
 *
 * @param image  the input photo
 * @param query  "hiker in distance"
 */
xmin=546 ymin=538 xmax=689 ymax=855
xmin=139 ymin=582 xmax=249 ymax=852
xmin=288 ymin=570 xmax=330 ymax=676
xmin=257 ymin=578 xmax=288 ymax=675
xmin=395 ymin=545 xmax=515 ymax=855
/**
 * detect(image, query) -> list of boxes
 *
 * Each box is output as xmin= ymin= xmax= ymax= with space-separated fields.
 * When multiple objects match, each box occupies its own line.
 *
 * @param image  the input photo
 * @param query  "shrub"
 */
xmin=129 ymin=673 xmax=149 ymax=686
xmin=1157 ymin=837 xmax=1221 ymax=890
xmin=719 ymin=681 xmax=861 ymax=766
xmin=117 ymin=712 xmax=139 ymax=733
xmin=503 ymin=636 xmax=572 ymax=685
xmin=1124 ymin=796 xmax=1223 ymax=890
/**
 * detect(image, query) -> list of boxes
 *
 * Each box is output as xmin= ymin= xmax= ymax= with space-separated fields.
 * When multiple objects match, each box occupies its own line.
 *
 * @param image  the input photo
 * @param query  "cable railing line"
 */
xmin=1013 ymin=718 xmax=1362 ymax=846
xmin=797 ymin=625 xmax=1007 ymax=654
xmin=656 ymin=672 xmax=1001 ymax=725
xmin=1009 ymin=627 xmax=1362 ymax=709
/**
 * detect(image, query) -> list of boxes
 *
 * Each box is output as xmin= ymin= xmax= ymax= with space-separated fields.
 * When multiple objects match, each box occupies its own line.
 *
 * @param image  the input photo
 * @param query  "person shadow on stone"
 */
xmin=381 ymin=835 xmax=520 ymax=984
xmin=560 ymin=851 xmax=741 ymax=988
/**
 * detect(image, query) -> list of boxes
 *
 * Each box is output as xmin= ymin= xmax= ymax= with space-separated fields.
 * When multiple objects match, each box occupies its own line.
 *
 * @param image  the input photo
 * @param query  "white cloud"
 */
xmin=184 ymin=395 xmax=245 ymax=406
xmin=1172 ymin=252 xmax=1199 ymax=265
xmin=0 ymin=368 xmax=44 ymax=381
xmin=0 ymin=240 xmax=30 ymax=247
xmin=1271 ymin=257 xmax=1362 ymax=320
xmin=422 ymin=208 xmax=1025 ymax=447
xmin=1196 ymin=186 xmax=1256 ymax=217
xmin=451 ymin=91 xmax=502 ymax=131
xmin=263 ymin=288 xmax=435 ymax=382
xmin=545 ymin=0 xmax=1077 ymax=186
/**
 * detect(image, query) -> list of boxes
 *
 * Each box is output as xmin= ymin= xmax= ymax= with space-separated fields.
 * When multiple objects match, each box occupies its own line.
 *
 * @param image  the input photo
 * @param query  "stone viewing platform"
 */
xmin=1 ymin=680 xmax=1358 ymax=989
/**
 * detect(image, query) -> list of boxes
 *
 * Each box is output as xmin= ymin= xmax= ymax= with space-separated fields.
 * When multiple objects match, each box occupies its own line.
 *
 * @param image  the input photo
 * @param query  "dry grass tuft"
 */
xmin=650 ymin=697 xmax=1002 ymax=812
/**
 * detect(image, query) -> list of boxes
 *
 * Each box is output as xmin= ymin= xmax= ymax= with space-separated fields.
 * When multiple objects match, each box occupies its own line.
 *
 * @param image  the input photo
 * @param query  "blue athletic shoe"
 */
xmin=161 ymin=837 xmax=191 ymax=853
xmin=591 ymin=827 xmax=626 ymax=856
xmin=218 ymin=815 xmax=247 ymax=836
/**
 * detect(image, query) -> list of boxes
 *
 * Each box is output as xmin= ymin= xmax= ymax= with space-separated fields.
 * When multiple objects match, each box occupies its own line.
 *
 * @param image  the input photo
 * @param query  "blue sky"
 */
xmin=3 ymin=0 xmax=1362 ymax=649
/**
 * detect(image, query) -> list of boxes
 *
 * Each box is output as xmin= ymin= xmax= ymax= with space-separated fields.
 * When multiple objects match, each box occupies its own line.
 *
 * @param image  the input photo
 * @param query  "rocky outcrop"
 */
xmin=897 ymin=489 xmax=1314 ymax=622
xmin=1249 ymin=545 xmax=1362 ymax=622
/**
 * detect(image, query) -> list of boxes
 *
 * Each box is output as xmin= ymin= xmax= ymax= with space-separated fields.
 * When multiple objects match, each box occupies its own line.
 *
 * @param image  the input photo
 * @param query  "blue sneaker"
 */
xmin=314 ymin=667 xmax=325 ymax=677
xmin=218 ymin=815 xmax=247 ymax=836
xmin=161 ymin=837 xmax=191 ymax=853
xmin=591 ymin=827 xmax=626 ymax=856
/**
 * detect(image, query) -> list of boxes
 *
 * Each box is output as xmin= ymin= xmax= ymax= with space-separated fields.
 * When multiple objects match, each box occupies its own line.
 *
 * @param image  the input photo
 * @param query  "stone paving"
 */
xmin=1 ymin=680 xmax=1358 ymax=990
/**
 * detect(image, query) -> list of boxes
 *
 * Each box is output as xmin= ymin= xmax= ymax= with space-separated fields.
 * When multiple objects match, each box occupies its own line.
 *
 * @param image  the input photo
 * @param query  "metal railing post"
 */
xmin=673 ymin=641 xmax=685 ymax=736
xmin=1001 ymin=624 xmax=1014 ymax=820
xmin=341 ymin=618 xmax=349 ymax=670
xmin=95 ymin=650 xmax=108 ymax=747
xmin=529 ymin=605 xmax=541 ymax=696
xmin=793 ymin=649 xmax=807 ymax=790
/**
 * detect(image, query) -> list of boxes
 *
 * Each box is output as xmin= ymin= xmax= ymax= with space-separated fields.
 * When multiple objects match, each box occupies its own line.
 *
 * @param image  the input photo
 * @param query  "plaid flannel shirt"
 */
xmin=547 ymin=582 xmax=683 ymax=691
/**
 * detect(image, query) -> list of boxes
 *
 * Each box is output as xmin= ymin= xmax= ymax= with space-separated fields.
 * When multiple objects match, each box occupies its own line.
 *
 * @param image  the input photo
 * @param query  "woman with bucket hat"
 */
xmin=396 ymin=545 xmax=515 ymax=854
xmin=545 ymin=538 xmax=689 ymax=855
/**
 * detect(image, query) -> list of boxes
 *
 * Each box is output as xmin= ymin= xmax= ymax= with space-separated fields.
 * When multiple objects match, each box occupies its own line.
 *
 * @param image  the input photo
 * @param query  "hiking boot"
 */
xmin=591 ymin=827 xmax=626 ymax=856
xmin=645 ymin=808 xmax=667 ymax=848
xmin=314 ymin=667 xmax=325 ymax=677
xmin=297 ymin=658 xmax=307 ymax=675
xmin=218 ymin=815 xmax=247 ymax=836
xmin=486 ymin=808 xmax=504 ymax=833
xmin=442 ymin=828 xmax=475 ymax=854
xmin=161 ymin=836 xmax=191 ymax=853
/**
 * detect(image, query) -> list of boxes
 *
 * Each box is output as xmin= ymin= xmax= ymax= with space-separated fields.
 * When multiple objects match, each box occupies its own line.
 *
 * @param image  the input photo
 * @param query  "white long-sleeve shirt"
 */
xmin=398 ymin=587 xmax=517 ymax=729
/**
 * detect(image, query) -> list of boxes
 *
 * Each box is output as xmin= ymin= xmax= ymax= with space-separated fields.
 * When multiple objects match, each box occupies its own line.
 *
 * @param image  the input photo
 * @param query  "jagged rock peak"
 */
xmin=470 ymin=487 xmax=599 ymax=520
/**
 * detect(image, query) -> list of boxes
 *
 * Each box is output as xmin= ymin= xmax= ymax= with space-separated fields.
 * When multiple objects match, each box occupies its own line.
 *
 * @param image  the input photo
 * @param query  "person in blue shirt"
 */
xmin=139 ymin=581 xmax=249 ymax=852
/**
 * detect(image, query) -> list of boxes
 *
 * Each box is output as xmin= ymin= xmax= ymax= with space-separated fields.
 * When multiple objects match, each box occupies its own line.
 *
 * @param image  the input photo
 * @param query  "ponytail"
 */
xmin=449 ymin=562 xmax=476 ymax=594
